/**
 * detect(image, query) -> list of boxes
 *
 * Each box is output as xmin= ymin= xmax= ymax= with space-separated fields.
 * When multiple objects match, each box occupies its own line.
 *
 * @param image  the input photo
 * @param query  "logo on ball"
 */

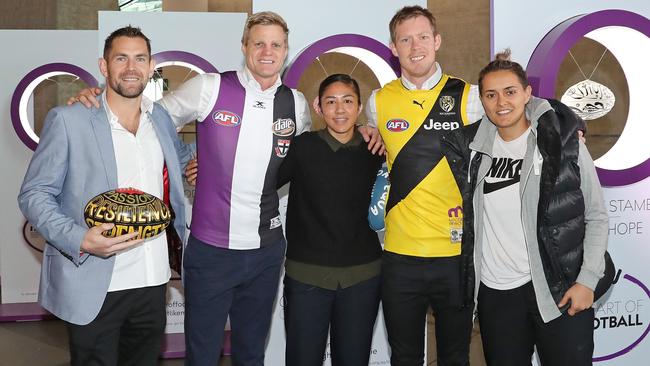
xmin=83 ymin=188 xmax=171 ymax=239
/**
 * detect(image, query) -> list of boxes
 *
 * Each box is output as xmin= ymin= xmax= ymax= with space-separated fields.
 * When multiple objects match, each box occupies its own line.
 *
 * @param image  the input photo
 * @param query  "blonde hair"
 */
xmin=241 ymin=11 xmax=289 ymax=45
xmin=389 ymin=5 xmax=437 ymax=42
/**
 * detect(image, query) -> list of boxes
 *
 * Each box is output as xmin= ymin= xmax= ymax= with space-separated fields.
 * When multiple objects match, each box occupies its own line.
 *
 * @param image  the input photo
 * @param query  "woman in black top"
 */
xmin=277 ymin=74 xmax=383 ymax=366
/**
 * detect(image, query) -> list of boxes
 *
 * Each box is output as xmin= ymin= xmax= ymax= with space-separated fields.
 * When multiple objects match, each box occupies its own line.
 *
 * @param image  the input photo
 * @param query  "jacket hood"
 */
xmin=469 ymin=96 xmax=552 ymax=154
xmin=526 ymin=96 xmax=553 ymax=130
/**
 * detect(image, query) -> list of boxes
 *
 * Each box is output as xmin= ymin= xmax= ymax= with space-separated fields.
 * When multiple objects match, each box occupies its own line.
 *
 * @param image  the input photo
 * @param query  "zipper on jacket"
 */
xmin=471 ymin=148 xmax=490 ymax=308
xmin=520 ymin=155 xmax=535 ymax=272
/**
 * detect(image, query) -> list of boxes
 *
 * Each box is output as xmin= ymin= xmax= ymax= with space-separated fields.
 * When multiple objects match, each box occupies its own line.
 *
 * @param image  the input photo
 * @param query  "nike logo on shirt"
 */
xmin=484 ymin=176 xmax=521 ymax=194
xmin=483 ymin=157 xmax=523 ymax=194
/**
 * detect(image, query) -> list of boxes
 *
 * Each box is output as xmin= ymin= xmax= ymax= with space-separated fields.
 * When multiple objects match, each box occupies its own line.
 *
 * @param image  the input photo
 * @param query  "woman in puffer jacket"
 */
xmin=442 ymin=50 xmax=610 ymax=366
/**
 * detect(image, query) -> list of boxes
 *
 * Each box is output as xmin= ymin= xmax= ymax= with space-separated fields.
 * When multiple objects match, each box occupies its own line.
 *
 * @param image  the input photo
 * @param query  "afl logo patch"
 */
xmin=439 ymin=95 xmax=455 ymax=112
xmin=273 ymin=118 xmax=296 ymax=137
xmin=386 ymin=119 xmax=410 ymax=132
xmin=212 ymin=110 xmax=241 ymax=127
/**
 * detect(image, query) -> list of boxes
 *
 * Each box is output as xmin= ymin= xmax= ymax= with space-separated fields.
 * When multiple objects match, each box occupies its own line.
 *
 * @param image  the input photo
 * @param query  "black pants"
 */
xmin=478 ymin=282 xmax=594 ymax=366
xmin=66 ymin=284 xmax=167 ymax=366
xmin=381 ymin=252 xmax=472 ymax=366
xmin=283 ymin=275 xmax=381 ymax=366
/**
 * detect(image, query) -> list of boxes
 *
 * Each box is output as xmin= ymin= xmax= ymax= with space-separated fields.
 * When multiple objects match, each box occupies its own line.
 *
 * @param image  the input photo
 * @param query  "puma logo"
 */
xmin=413 ymin=100 xmax=425 ymax=109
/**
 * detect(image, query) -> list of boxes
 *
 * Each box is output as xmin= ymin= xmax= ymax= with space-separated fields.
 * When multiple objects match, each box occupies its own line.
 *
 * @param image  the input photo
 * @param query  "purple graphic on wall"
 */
xmin=526 ymin=10 xmax=650 ymax=187
xmin=10 ymin=63 xmax=98 ymax=151
xmin=594 ymin=273 xmax=650 ymax=362
xmin=11 ymin=52 xmax=219 ymax=151
xmin=153 ymin=50 xmax=219 ymax=74
xmin=283 ymin=33 xmax=399 ymax=88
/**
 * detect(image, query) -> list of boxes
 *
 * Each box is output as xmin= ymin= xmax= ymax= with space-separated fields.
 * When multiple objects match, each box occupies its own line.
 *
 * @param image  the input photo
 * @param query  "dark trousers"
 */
xmin=478 ymin=282 xmax=594 ymax=366
xmin=283 ymin=275 xmax=381 ymax=366
xmin=66 ymin=284 xmax=167 ymax=366
xmin=183 ymin=235 xmax=286 ymax=366
xmin=381 ymin=251 xmax=472 ymax=366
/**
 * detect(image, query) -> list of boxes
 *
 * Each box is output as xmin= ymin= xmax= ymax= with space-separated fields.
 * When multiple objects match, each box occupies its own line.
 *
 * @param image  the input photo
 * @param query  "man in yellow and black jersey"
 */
xmin=376 ymin=74 xmax=472 ymax=257
xmin=364 ymin=5 xmax=484 ymax=366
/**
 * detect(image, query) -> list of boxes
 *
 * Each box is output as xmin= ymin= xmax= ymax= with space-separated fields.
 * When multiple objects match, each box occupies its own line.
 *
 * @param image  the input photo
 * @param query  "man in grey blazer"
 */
xmin=18 ymin=26 xmax=192 ymax=366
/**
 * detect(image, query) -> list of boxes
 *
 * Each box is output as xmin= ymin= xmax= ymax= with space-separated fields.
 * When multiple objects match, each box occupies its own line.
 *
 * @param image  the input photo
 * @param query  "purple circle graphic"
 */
xmin=283 ymin=34 xmax=400 ymax=88
xmin=526 ymin=9 xmax=650 ymax=187
xmin=11 ymin=63 xmax=98 ymax=151
xmin=594 ymin=273 xmax=650 ymax=362
xmin=153 ymin=51 xmax=219 ymax=74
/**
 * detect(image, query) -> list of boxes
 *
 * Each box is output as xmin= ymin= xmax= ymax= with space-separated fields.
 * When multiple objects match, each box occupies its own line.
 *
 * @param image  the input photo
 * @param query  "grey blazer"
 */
xmin=18 ymin=98 xmax=192 ymax=325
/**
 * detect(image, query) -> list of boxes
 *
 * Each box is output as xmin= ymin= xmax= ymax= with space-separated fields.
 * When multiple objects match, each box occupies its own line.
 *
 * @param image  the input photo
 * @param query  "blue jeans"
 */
xmin=183 ymin=235 xmax=286 ymax=366
xmin=283 ymin=275 xmax=381 ymax=366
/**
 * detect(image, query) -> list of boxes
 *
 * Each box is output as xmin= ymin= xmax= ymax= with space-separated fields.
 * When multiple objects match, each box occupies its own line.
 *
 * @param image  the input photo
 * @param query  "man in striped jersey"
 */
xmin=74 ymin=12 xmax=311 ymax=366
xmin=168 ymin=12 xmax=311 ymax=365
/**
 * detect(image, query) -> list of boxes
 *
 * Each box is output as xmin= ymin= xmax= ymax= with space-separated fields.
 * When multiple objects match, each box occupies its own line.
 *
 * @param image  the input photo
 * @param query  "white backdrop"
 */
xmin=0 ymin=30 xmax=98 ymax=304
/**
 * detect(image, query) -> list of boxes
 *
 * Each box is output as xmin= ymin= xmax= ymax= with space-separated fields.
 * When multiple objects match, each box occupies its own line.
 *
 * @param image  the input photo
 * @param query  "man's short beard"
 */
xmin=111 ymin=82 xmax=146 ymax=99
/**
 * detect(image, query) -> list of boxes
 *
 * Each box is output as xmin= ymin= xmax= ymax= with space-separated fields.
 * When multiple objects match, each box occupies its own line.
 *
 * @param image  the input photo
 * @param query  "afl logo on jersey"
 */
xmin=212 ymin=110 xmax=241 ymax=127
xmin=439 ymin=96 xmax=455 ymax=112
xmin=273 ymin=118 xmax=296 ymax=137
xmin=386 ymin=119 xmax=410 ymax=132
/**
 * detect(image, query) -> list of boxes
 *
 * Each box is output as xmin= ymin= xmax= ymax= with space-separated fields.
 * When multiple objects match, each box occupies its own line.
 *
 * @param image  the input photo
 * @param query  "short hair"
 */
xmin=317 ymin=74 xmax=362 ymax=106
xmin=103 ymin=25 xmax=151 ymax=60
xmin=241 ymin=11 xmax=289 ymax=45
xmin=389 ymin=5 xmax=437 ymax=42
xmin=478 ymin=49 xmax=529 ymax=94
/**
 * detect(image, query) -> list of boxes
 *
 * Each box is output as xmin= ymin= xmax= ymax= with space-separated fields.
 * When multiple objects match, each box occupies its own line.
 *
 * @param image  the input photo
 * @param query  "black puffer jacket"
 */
xmin=442 ymin=99 xmax=587 ymax=307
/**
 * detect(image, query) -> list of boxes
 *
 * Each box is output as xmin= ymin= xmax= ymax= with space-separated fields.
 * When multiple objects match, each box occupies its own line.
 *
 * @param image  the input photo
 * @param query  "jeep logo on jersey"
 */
xmin=439 ymin=95 xmax=455 ymax=112
xmin=423 ymin=120 xmax=460 ymax=131
xmin=273 ymin=118 xmax=296 ymax=137
xmin=386 ymin=119 xmax=410 ymax=132
xmin=212 ymin=110 xmax=241 ymax=127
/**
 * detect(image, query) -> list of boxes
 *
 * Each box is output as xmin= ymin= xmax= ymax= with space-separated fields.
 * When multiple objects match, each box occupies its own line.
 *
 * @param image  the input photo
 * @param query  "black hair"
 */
xmin=317 ymin=74 xmax=361 ymax=105
xmin=478 ymin=49 xmax=529 ymax=94
xmin=103 ymin=25 xmax=151 ymax=60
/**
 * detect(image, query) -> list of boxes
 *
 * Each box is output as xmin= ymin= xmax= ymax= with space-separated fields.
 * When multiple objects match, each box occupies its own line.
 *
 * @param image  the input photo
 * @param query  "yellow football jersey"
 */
xmin=376 ymin=75 xmax=471 ymax=257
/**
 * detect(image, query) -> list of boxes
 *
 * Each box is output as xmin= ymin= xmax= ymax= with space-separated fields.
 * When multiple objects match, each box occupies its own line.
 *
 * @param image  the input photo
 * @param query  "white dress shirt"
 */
xmin=102 ymin=93 xmax=171 ymax=292
xmin=365 ymin=62 xmax=484 ymax=127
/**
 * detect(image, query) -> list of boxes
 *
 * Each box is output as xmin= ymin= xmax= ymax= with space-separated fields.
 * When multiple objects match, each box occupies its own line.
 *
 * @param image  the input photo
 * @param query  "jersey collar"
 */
xmin=400 ymin=62 xmax=443 ymax=90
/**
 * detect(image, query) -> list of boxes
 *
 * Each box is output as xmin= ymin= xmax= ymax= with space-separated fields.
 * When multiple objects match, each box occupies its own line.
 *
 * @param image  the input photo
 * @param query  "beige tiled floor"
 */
xmin=1 ymin=314 xmax=486 ymax=365
xmin=0 ymin=320 xmax=231 ymax=366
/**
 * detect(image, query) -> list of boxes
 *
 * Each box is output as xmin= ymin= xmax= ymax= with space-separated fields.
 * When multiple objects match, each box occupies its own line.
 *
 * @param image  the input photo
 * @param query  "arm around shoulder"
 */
xmin=160 ymin=73 xmax=218 ymax=129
